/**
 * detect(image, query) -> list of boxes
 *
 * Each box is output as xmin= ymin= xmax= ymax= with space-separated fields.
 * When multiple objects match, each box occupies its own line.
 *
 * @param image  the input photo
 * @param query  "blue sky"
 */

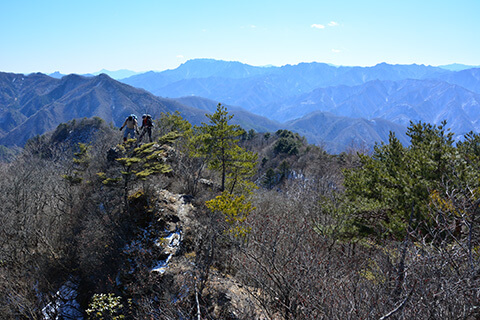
xmin=1 ymin=0 xmax=479 ymax=74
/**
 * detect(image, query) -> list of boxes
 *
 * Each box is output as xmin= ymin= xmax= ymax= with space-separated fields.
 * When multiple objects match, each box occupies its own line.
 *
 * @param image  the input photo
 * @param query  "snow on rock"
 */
xmin=152 ymin=230 xmax=182 ymax=273
xmin=42 ymin=280 xmax=83 ymax=320
xmin=151 ymin=254 xmax=173 ymax=274
xmin=155 ymin=230 xmax=182 ymax=254
xmin=151 ymin=190 xmax=191 ymax=274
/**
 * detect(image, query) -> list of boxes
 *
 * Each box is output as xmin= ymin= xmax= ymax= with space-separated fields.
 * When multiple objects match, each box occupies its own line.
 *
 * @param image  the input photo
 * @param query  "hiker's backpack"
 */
xmin=146 ymin=115 xmax=154 ymax=127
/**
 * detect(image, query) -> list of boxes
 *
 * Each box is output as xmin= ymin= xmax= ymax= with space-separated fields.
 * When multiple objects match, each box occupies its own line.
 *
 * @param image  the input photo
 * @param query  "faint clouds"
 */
xmin=332 ymin=49 xmax=341 ymax=53
xmin=312 ymin=21 xmax=340 ymax=30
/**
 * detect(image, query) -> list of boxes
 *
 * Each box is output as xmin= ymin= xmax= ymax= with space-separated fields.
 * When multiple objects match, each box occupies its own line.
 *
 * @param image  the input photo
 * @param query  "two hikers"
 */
xmin=138 ymin=114 xmax=154 ymax=143
xmin=119 ymin=114 xmax=139 ymax=142
xmin=119 ymin=113 xmax=155 ymax=143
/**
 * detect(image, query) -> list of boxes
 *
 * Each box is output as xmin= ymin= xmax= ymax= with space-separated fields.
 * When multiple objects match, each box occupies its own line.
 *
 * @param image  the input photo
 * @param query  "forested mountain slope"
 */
xmin=1 ymin=112 xmax=479 ymax=319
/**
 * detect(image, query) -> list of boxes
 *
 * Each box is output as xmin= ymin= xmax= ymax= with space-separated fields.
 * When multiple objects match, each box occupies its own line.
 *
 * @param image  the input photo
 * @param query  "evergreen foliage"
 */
xmin=86 ymin=293 xmax=131 ymax=319
xmin=273 ymin=129 xmax=303 ymax=155
xmin=195 ymin=103 xmax=257 ymax=192
xmin=99 ymin=137 xmax=173 ymax=210
xmin=196 ymin=105 xmax=258 ymax=240
xmin=206 ymin=192 xmax=254 ymax=238
xmin=340 ymin=121 xmax=480 ymax=239
xmin=262 ymin=168 xmax=276 ymax=189
xmin=62 ymin=143 xmax=90 ymax=185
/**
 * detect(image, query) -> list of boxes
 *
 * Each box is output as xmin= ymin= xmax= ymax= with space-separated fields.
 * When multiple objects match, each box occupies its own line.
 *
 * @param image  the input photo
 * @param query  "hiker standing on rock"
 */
xmin=119 ymin=114 xmax=139 ymax=142
xmin=139 ymin=114 xmax=154 ymax=143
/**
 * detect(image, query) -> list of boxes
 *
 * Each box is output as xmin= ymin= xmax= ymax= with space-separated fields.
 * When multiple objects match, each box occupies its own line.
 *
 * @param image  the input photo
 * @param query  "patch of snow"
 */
xmin=152 ymin=254 xmax=173 ymax=274
xmin=152 ymin=230 xmax=182 ymax=273
xmin=155 ymin=230 xmax=182 ymax=254
xmin=199 ymin=178 xmax=214 ymax=186
xmin=42 ymin=280 xmax=83 ymax=320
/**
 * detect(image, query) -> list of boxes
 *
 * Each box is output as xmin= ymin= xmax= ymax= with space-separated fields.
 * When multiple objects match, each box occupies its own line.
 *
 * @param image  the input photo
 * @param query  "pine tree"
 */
xmin=195 ymin=103 xmax=257 ymax=192
xmin=197 ymin=104 xmax=258 ymax=239
xmin=341 ymin=121 xmax=459 ymax=239
xmin=98 ymin=138 xmax=173 ymax=211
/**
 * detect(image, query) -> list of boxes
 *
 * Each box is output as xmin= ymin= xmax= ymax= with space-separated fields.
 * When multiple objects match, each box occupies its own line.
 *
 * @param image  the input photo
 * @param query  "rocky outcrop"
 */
xmin=121 ymin=188 xmax=266 ymax=318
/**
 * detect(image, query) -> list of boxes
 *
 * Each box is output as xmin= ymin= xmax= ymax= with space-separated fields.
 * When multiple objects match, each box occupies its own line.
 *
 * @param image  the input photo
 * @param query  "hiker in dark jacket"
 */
xmin=119 ymin=114 xmax=139 ymax=142
xmin=138 ymin=114 xmax=154 ymax=142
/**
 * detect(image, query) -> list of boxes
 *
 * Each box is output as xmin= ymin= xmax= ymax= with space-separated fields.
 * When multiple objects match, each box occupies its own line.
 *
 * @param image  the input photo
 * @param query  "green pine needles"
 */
xmin=336 ymin=121 xmax=480 ymax=240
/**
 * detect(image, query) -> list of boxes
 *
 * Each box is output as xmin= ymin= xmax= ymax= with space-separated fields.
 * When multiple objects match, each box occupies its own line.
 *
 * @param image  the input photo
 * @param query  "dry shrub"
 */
xmin=234 ymin=184 xmax=480 ymax=319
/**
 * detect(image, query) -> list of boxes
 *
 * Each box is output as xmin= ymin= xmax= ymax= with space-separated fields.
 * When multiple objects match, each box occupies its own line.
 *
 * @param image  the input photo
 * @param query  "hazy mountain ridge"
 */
xmin=120 ymin=59 xmax=480 ymax=144
xmin=0 ymin=72 xmax=282 ymax=148
xmin=123 ymin=59 xmax=275 ymax=94
xmin=3 ymin=59 xmax=480 ymax=153
xmin=92 ymin=69 xmax=140 ymax=79
xmin=264 ymin=79 xmax=480 ymax=136
xmin=435 ymin=68 xmax=480 ymax=94
xmin=438 ymin=64 xmax=480 ymax=71
xmin=174 ymin=95 xmax=409 ymax=153
xmin=49 ymin=69 xmax=140 ymax=80
xmin=121 ymin=60 xmax=449 ymax=112
xmin=0 ymin=72 xmax=203 ymax=146
xmin=286 ymin=112 xmax=409 ymax=154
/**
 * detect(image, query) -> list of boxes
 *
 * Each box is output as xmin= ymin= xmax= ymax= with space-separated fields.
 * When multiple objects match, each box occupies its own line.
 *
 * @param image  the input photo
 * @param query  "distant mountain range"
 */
xmin=0 ymin=72 xmax=281 ymax=148
xmin=2 ymin=59 xmax=480 ymax=154
xmin=121 ymin=60 xmax=450 ymax=110
xmin=438 ymin=63 xmax=480 ymax=71
xmin=262 ymin=79 xmax=480 ymax=139
xmin=49 ymin=69 xmax=141 ymax=80
xmin=0 ymin=70 xmax=409 ymax=154
xmin=120 ymin=59 xmax=480 ymax=143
